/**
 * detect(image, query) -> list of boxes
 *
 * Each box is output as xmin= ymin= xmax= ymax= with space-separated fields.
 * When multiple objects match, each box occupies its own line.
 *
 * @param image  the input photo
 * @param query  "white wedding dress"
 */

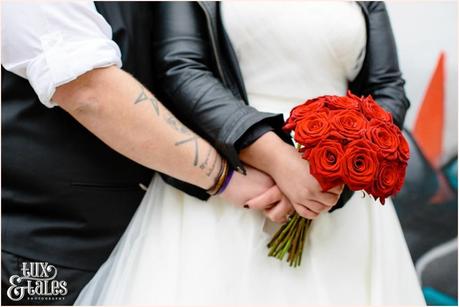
xmin=75 ymin=2 xmax=425 ymax=305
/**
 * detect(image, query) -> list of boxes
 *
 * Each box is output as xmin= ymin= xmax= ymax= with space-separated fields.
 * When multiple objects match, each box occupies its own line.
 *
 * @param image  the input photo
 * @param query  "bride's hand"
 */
xmin=218 ymin=165 xmax=294 ymax=223
xmin=245 ymin=185 xmax=295 ymax=223
xmin=239 ymin=132 xmax=343 ymax=219
xmin=270 ymin=146 xmax=344 ymax=219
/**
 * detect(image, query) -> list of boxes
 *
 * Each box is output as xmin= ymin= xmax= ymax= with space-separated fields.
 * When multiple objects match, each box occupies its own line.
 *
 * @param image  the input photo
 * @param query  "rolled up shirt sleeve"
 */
xmin=1 ymin=1 xmax=122 ymax=108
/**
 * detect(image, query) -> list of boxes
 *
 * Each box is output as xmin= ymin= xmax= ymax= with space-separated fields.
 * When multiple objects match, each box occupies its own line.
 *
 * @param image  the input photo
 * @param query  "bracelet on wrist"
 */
xmin=216 ymin=167 xmax=234 ymax=195
xmin=206 ymin=158 xmax=229 ymax=195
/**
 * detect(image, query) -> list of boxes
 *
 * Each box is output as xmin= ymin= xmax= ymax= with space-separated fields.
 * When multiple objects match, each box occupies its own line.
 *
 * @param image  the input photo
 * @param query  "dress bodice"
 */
xmin=221 ymin=1 xmax=367 ymax=118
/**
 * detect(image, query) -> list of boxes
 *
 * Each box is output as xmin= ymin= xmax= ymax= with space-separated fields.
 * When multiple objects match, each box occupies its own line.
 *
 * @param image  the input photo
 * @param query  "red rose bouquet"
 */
xmin=267 ymin=91 xmax=410 ymax=267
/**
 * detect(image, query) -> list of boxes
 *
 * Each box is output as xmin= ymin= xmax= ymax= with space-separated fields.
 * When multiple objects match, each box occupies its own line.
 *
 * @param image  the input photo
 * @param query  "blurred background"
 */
xmin=386 ymin=2 xmax=457 ymax=305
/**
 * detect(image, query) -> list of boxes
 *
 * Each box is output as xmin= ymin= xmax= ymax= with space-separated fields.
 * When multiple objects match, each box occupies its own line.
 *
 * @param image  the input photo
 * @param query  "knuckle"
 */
xmin=292 ymin=203 xmax=303 ymax=212
xmin=303 ymin=187 xmax=313 ymax=198
xmin=277 ymin=217 xmax=287 ymax=224
xmin=283 ymin=206 xmax=292 ymax=216
xmin=307 ymin=209 xmax=319 ymax=219
xmin=297 ymin=207 xmax=312 ymax=219
xmin=271 ymin=190 xmax=282 ymax=203
xmin=279 ymin=201 xmax=290 ymax=211
xmin=285 ymin=200 xmax=294 ymax=210
xmin=304 ymin=201 xmax=319 ymax=212
xmin=305 ymin=209 xmax=318 ymax=218
xmin=296 ymin=188 xmax=308 ymax=202
xmin=266 ymin=211 xmax=276 ymax=221
xmin=271 ymin=214 xmax=283 ymax=223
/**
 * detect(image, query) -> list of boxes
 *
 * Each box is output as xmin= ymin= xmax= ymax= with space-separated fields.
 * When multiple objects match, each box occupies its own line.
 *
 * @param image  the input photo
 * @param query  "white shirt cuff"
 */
xmin=27 ymin=32 xmax=122 ymax=108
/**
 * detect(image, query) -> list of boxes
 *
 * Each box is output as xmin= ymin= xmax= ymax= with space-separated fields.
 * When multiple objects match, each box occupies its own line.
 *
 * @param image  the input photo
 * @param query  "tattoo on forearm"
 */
xmin=134 ymin=87 xmax=148 ymax=104
xmin=150 ymin=97 xmax=160 ymax=115
xmin=199 ymin=147 xmax=212 ymax=170
xmin=134 ymin=87 xmax=160 ymax=115
xmin=135 ymin=88 xmax=207 ymax=169
xmin=164 ymin=113 xmax=192 ymax=135
xmin=175 ymin=136 xmax=199 ymax=166
xmin=162 ymin=110 xmax=200 ymax=166
xmin=206 ymin=151 xmax=219 ymax=177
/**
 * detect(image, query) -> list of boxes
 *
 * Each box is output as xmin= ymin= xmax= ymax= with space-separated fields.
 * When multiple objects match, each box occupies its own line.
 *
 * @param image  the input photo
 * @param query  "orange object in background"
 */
xmin=413 ymin=52 xmax=445 ymax=168
xmin=412 ymin=52 xmax=453 ymax=204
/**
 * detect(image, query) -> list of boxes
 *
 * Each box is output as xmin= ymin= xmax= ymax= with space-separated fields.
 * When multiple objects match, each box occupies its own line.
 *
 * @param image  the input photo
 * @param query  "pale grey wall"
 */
xmin=386 ymin=1 xmax=457 ymax=162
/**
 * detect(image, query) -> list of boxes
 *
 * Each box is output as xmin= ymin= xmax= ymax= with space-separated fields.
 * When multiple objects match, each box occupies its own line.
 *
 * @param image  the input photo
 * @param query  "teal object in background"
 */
xmin=423 ymin=287 xmax=458 ymax=306
xmin=443 ymin=158 xmax=457 ymax=190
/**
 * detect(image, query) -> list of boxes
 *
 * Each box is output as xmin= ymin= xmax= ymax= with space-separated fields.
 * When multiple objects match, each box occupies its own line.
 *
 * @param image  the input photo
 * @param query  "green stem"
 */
xmin=267 ymin=214 xmax=299 ymax=248
xmin=268 ymin=215 xmax=299 ymax=256
xmin=266 ymin=212 xmax=312 ymax=267
xmin=289 ymin=218 xmax=306 ymax=266
xmin=298 ymin=219 xmax=309 ymax=266
xmin=274 ymin=215 xmax=300 ymax=259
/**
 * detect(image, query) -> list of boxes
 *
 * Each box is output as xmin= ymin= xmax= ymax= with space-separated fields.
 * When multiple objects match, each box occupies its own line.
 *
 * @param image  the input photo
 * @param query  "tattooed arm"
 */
xmin=51 ymin=65 xmax=293 ymax=223
xmin=52 ymin=66 xmax=221 ymax=190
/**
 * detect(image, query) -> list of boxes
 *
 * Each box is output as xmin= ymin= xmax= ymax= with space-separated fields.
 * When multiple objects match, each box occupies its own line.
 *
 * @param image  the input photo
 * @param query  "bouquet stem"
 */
xmin=267 ymin=213 xmax=311 ymax=267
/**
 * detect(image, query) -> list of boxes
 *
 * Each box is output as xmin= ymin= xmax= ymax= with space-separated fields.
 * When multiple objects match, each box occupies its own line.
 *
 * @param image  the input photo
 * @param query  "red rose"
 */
xmin=325 ymin=95 xmax=360 ymax=110
xmin=360 ymin=95 xmax=392 ymax=122
xmin=365 ymin=119 xmax=400 ymax=160
xmin=397 ymin=130 xmax=410 ymax=162
xmin=367 ymin=160 xmax=405 ymax=204
xmin=283 ymin=99 xmax=325 ymax=132
xmin=307 ymin=140 xmax=345 ymax=191
xmin=342 ymin=139 xmax=379 ymax=191
xmin=301 ymin=147 xmax=312 ymax=160
xmin=294 ymin=111 xmax=330 ymax=148
xmin=346 ymin=90 xmax=362 ymax=101
xmin=329 ymin=109 xmax=368 ymax=141
xmin=304 ymin=97 xmax=327 ymax=111
xmin=394 ymin=162 xmax=408 ymax=193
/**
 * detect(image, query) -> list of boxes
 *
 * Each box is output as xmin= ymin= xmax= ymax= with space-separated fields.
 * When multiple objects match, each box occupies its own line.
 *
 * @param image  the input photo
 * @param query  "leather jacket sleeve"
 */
xmin=150 ymin=2 xmax=286 ymax=173
xmin=350 ymin=2 xmax=410 ymax=129
xmin=150 ymin=2 xmax=410 ymax=205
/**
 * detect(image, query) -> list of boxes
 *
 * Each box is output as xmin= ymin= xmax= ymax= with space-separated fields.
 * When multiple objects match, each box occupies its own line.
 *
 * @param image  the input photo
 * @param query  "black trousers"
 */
xmin=2 ymin=251 xmax=96 ymax=306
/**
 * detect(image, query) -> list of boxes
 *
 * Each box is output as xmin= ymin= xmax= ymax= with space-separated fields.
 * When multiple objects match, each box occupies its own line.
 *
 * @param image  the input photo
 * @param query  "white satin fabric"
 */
xmin=75 ymin=2 xmax=425 ymax=305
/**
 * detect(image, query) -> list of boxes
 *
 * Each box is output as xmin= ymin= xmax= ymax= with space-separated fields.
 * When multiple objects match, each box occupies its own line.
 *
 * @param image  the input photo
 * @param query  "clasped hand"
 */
xmin=219 ymin=148 xmax=343 ymax=223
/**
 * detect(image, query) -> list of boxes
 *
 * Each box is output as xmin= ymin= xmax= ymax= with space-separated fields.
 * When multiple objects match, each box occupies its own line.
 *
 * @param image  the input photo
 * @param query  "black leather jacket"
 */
xmin=151 ymin=1 xmax=410 ymax=203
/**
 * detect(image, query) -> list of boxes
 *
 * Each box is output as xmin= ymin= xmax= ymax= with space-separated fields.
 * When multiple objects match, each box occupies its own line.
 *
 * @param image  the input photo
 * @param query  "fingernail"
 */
xmin=244 ymin=204 xmax=250 ymax=209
